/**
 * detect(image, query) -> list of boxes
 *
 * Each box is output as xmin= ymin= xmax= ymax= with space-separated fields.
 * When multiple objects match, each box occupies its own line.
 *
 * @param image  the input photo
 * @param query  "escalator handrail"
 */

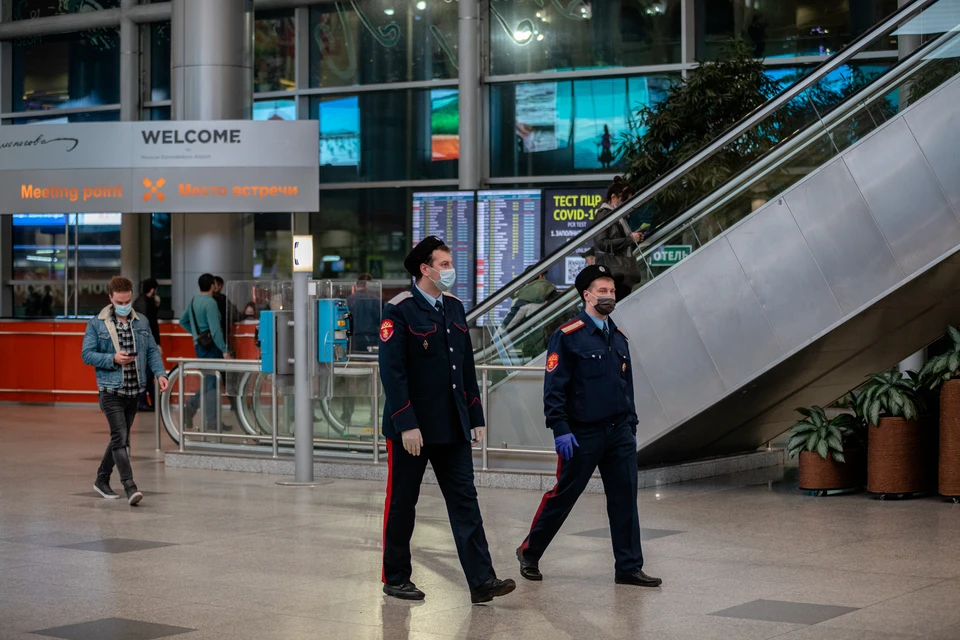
xmin=473 ymin=13 xmax=960 ymax=364
xmin=465 ymin=0 xmax=941 ymax=324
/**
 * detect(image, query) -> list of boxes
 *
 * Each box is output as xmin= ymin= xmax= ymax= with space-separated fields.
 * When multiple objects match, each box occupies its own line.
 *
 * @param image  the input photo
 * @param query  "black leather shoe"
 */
xmin=615 ymin=570 xmax=662 ymax=588
xmin=383 ymin=582 xmax=425 ymax=601
xmin=470 ymin=578 xmax=516 ymax=604
xmin=516 ymin=547 xmax=542 ymax=581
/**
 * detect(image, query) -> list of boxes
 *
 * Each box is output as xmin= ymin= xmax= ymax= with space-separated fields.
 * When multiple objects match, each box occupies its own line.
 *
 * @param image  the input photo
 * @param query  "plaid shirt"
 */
xmin=102 ymin=315 xmax=142 ymax=397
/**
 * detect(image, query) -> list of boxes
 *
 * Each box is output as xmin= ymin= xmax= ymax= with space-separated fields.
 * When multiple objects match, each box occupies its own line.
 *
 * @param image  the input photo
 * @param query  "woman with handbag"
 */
xmin=594 ymin=177 xmax=645 ymax=301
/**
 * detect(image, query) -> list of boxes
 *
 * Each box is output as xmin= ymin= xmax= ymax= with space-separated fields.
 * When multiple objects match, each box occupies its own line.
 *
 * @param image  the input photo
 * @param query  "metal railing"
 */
xmin=465 ymin=0 xmax=943 ymax=324
xmin=161 ymin=357 xmax=549 ymax=470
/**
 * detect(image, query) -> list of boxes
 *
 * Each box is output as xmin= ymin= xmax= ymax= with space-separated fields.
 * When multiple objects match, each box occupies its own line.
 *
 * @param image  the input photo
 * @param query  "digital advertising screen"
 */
xmin=318 ymin=96 xmax=360 ymax=167
xmin=430 ymin=89 xmax=460 ymax=162
xmin=542 ymin=187 xmax=606 ymax=288
xmin=476 ymin=190 xmax=542 ymax=326
xmin=411 ymin=192 xmax=476 ymax=310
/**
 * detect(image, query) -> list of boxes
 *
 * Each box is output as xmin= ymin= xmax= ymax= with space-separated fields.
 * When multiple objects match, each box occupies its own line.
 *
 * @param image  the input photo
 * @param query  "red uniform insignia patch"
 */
xmin=380 ymin=319 xmax=395 ymax=342
xmin=546 ymin=352 xmax=560 ymax=372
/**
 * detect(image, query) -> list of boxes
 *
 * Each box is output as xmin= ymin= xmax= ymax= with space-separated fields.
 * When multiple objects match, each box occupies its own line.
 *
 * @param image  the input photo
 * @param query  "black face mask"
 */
xmin=589 ymin=293 xmax=616 ymax=315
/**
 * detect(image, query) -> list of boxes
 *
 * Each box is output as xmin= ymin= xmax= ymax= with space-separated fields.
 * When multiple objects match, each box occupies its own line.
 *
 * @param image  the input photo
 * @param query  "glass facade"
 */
xmin=11 ymin=214 xmax=122 ymax=317
xmin=490 ymin=74 xmax=675 ymax=177
xmin=311 ymin=89 xmax=458 ymax=183
xmin=696 ymin=0 xmax=898 ymax=60
xmin=309 ymin=0 xmax=458 ymax=87
xmin=255 ymin=10 xmax=296 ymax=93
xmin=309 ymin=189 xmax=410 ymax=280
xmin=12 ymin=28 xmax=121 ymax=112
xmin=0 ymin=0 xmax=909 ymax=315
xmin=489 ymin=0 xmax=682 ymax=76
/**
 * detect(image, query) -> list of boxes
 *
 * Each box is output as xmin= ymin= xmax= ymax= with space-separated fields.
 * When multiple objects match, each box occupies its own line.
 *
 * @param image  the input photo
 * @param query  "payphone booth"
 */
xmin=258 ymin=279 xmax=382 ymax=441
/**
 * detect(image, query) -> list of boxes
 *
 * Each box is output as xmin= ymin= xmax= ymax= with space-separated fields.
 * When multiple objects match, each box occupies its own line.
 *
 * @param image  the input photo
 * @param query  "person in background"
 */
xmin=213 ymin=276 xmax=239 ymax=347
xmin=594 ymin=176 xmax=645 ymax=301
xmin=243 ymin=302 xmax=258 ymax=321
xmin=517 ymin=265 xmax=660 ymax=589
xmin=134 ymin=278 xmax=162 ymax=412
xmin=502 ymin=269 xmax=557 ymax=330
xmin=180 ymin=273 xmax=230 ymax=431
xmin=41 ymin=286 xmax=54 ymax=316
xmin=82 ymin=276 xmax=168 ymax=506
xmin=583 ymin=248 xmax=597 ymax=267
xmin=341 ymin=273 xmax=382 ymax=426
xmin=25 ymin=285 xmax=41 ymax=316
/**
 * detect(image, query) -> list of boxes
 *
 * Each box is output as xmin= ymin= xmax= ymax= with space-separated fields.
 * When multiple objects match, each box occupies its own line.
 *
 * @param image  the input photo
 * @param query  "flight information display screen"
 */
xmin=411 ymin=191 xmax=476 ymax=309
xmin=542 ymin=187 xmax=606 ymax=288
xmin=476 ymin=189 xmax=542 ymax=326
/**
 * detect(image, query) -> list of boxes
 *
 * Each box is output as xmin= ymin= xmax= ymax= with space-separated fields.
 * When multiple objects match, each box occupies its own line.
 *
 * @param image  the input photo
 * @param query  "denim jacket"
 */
xmin=81 ymin=305 xmax=167 ymax=390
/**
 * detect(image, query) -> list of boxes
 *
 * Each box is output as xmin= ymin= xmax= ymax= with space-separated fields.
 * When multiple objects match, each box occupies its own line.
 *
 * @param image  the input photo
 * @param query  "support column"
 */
xmin=897 ymin=0 xmax=922 ymax=108
xmin=170 ymin=0 xmax=254 ymax=314
xmin=458 ymin=0 xmax=481 ymax=190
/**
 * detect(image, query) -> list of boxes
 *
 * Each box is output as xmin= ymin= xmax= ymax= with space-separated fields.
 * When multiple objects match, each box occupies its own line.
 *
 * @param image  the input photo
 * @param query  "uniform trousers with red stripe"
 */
xmin=382 ymin=439 xmax=496 ymax=589
xmin=519 ymin=421 xmax=644 ymax=575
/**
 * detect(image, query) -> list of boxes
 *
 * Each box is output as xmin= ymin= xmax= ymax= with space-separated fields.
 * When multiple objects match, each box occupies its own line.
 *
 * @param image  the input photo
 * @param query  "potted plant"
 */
xmin=787 ymin=405 xmax=866 ymax=495
xmin=856 ymin=370 xmax=930 ymax=497
xmin=919 ymin=326 xmax=960 ymax=501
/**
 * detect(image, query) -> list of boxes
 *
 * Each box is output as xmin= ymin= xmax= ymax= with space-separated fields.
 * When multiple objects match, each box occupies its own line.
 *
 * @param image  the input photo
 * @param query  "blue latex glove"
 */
xmin=554 ymin=433 xmax=579 ymax=461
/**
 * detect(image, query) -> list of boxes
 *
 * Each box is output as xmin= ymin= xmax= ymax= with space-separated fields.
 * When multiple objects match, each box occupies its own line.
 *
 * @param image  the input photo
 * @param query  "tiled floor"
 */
xmin=3 ymin=404 xmax=960 ymax=640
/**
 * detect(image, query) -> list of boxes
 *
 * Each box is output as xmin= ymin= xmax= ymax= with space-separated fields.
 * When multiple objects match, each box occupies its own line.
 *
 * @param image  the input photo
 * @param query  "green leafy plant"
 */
xmin=855 ymin=370 xmax=924 ymax=427
xmin=919 ymin=326 xmax=960 ymax=391
xmin=787 ymin=406 xmax=864 ymax=463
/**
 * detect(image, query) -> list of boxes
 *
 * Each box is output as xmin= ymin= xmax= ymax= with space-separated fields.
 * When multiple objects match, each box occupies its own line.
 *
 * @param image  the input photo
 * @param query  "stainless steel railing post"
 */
xmin=154 ymin=377 xmax=161 ymax=452
xmin=271 ymin=373 xmax=279 ymax=458
xmin=215 ymin=371 xmax=223 ymax=434
xmin=178 ymin=365 xmax=185 ymax=453
xmin=481 ymin=368 xmax=489 ymax=471
xmin=371 ymin=370 xmax=380 ymax=464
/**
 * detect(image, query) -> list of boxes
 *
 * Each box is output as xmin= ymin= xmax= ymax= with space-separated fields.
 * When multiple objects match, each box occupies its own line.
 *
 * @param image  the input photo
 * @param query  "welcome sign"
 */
xmin=0 ymin=121 xmax=319 ymax=213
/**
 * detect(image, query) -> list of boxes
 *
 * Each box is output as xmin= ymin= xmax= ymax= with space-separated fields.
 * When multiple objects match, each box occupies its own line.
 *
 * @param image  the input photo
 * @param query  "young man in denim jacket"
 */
xmin=82 ymin=276 xmax=169 ymax=505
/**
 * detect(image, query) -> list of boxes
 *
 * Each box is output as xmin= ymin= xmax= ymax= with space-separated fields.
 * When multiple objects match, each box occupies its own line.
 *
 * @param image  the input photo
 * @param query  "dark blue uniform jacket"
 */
xmin=543 ymin=310 xmax=639 ymax=437
xmin=378 ymin=287 xmax=484 ymax=443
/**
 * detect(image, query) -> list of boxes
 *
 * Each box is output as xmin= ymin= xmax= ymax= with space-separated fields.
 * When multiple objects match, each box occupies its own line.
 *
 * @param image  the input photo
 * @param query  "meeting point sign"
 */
xmin=0 ymin=121 xmax=319 ymax=213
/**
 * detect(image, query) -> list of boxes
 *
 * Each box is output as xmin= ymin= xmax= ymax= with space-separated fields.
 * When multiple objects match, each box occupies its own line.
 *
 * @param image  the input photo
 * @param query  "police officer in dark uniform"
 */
xmin=379 ymin=236 xmax=516 ymax=604
xmin=516 ymin=264 xmax=662 ymax=588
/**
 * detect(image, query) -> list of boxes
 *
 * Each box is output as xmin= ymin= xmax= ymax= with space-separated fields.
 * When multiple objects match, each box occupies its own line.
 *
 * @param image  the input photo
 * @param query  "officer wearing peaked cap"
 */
xmin=516 ymin=264 xmax=662 ymax=588
xmin=378 ymin=236 xmax=516 ymax=604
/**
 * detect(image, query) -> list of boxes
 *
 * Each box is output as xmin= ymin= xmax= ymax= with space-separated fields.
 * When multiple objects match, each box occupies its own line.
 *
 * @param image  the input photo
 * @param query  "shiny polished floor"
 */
xmin=3 ymin=405 xmax=960 ymax=640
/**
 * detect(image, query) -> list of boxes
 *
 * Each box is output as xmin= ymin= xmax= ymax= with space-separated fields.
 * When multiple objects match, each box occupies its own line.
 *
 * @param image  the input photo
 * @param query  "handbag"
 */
xmin=596 ymin=219 xmax=642 ymax=288
xmin=189 ymin=299 xmax=216 ymax=350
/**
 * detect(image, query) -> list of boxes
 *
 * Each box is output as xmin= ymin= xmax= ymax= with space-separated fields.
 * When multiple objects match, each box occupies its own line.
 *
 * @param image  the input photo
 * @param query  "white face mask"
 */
xmin=428 ymin=266 xmax=457 ymax=292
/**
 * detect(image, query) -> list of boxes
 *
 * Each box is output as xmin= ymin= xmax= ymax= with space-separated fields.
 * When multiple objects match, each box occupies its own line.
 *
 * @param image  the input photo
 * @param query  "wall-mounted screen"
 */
xmin=542 ymin=187 xmax=606 ymax=287
xmin=318 ymin=96 xmax=360 ymax=167
xmin=476 ymin=189 xmax=542 ymax=326
xmin=411 ymin=191 xmax=476 ymax=310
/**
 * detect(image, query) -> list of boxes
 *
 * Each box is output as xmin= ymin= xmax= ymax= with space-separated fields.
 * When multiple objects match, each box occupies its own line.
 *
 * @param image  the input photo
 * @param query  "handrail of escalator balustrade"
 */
xmin=465 ymin=0 xmax=942 ymax=324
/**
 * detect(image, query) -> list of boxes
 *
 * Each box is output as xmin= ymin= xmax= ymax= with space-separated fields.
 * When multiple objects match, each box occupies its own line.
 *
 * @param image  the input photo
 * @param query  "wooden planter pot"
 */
xmin=867 ymin=417 xmax=929 ymax=496
xmin=798 ymin=450 xmax=866 ymax=492
xmin=940 ymin=379 xmax=960 ymax=497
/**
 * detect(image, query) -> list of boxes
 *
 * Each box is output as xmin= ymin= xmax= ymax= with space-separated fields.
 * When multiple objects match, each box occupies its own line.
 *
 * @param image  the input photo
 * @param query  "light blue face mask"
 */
xmin=430 ymin=267 xmax=457 ymax=292
xmin=114 ymin=303 xmax=133 ymax=317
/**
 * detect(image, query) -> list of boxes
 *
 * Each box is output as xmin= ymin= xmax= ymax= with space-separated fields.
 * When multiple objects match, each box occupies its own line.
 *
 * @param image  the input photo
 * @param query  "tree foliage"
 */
xmin=618 ymin=39 xmax=887 ymax=230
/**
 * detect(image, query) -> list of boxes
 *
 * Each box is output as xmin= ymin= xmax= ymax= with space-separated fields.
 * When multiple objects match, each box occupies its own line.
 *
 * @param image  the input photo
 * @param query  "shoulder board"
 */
xmin=560 ymin=319 xmax=585 ymax=334
xmin=441 ymin=291 xmax=462 ymax=303
xmin=387 ymin=291 xmax=413 ymax=306
xmin=617 ymin=327 xmax=629 ymax=340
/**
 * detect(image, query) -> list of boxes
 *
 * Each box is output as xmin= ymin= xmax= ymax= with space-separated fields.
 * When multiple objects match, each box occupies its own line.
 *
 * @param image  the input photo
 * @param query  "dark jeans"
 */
xmin=96 ymin=392 xmax=140 ymax=487
xmin=187 ymin=342 xmax=223 ymax=427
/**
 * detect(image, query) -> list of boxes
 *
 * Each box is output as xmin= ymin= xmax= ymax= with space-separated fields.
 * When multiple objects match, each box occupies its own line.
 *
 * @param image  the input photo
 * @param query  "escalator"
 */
xmin=472 ymin=0 xmax=960 ymax=464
